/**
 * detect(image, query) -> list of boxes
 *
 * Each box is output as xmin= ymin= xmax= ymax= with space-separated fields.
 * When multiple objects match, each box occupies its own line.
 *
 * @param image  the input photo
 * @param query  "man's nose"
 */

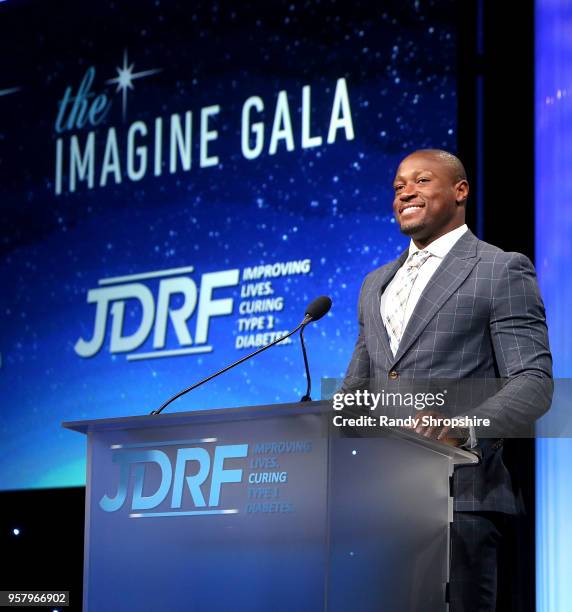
xmin=399 ymin=184 xmax=417 ymax=200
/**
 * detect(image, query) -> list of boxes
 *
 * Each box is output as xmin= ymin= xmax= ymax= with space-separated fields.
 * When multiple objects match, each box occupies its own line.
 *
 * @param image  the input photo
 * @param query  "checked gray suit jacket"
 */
xmin=341 ymin=229 xmax=553 ymax=513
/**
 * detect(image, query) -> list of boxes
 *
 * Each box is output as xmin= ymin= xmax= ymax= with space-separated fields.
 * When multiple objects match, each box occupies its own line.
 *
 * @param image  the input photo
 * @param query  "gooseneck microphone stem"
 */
xmin=150 ymin=315 xmax=312 ymax=415
xmin=299 ymin=326 xmax=312 ymax=402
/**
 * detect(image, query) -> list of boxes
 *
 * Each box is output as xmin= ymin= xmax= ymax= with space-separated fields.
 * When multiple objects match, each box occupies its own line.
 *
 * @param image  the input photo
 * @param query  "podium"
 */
xmin=64 ymin=401 xmax=477 ymax=612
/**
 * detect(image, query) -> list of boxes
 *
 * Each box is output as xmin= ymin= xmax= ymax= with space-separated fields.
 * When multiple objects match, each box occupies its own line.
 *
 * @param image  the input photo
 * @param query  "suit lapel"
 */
xmin=369 ymin=250 xmax=408 ymax=364
xmin=392 ymin=230 xmax=481 ymax=364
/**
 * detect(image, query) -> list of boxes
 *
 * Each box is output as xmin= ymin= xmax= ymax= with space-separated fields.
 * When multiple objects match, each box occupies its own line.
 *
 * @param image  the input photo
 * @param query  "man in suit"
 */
xmin=341 ymin=149 xmax=552 ymax=611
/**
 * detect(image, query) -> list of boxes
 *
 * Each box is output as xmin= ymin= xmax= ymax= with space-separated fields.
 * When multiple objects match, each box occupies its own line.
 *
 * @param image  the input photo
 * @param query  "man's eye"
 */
xmin=394 ymin=185 xmax=404 ymax=192
xmin=417 ymin=177 xmax=430 ymax=183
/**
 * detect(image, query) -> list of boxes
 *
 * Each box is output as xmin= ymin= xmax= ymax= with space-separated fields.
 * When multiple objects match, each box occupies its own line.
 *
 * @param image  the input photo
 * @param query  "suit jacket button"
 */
xmin=389 ymin=370 xmax=398 ymax=380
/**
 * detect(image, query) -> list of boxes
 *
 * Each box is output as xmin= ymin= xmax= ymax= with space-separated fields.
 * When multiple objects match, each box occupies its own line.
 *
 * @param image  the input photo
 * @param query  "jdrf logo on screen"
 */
xmin=75 ymin=265 xmax=239 ymax=362
xmin=99 ymin=442 xmax=248 ymax=518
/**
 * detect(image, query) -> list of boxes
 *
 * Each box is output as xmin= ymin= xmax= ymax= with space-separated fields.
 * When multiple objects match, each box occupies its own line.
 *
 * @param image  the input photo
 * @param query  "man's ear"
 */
xmin=455 ymin=179 xmax=469 ymax=204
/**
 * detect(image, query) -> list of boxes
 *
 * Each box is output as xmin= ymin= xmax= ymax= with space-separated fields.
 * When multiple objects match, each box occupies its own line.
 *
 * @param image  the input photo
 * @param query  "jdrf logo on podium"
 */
xmin=99 ymin=441 xmax=248 ymax=518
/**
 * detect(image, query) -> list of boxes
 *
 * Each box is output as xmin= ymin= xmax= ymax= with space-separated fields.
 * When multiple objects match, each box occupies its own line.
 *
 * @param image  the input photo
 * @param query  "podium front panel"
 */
xmin=66 ymin=403 xmax=473 ymax=611
xmin=84 ymin=410 xmax=329 ymax=612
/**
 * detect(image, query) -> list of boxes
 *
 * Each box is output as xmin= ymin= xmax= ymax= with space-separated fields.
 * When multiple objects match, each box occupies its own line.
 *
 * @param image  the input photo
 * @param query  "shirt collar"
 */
xmin=408 ymin=224 xmax=468 ymax=260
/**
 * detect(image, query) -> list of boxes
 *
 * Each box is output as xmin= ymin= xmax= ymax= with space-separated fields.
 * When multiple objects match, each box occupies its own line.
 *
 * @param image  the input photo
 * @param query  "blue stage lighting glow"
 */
xmin=12 ymin=528 xmax=20 ymax=536
xmin=535 ymin=1 xmax=572 ymax=610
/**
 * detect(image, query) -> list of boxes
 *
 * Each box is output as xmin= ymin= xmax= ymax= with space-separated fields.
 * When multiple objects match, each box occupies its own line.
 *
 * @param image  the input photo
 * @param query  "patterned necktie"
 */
xmin=384 ymin=249 xmax=432 ymax=355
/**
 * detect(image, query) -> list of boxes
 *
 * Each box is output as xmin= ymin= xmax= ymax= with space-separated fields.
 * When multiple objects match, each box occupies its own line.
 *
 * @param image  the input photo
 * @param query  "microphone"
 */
xmin=299 ymin=296 xmax=332 ymax=402
xmin=150 ymin=295 xmax=332 ymax=415
xmin=305 ymin=295 xmax=332 ymax=322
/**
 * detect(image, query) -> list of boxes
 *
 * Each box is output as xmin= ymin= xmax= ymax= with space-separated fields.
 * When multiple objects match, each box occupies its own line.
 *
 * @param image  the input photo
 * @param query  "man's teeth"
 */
xmin=402 ymin=205 xmax=423 ymax=211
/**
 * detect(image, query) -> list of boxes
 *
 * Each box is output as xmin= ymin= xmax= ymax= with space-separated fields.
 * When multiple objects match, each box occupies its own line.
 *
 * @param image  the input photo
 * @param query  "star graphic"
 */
xmin=0 ymin=86 xmax=21 ymax=98
xmin=106 ymin=50 xmax=161 ymax=120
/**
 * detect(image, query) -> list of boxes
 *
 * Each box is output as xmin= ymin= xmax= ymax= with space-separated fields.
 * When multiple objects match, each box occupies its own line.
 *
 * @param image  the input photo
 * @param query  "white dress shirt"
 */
xmin=380 ymin=224 xmax=469 ymax=332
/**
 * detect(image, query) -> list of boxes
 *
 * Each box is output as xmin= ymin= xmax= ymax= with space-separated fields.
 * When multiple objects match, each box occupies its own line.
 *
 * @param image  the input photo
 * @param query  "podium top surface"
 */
xmin=62 ymin=400 xmax=478 ymax=466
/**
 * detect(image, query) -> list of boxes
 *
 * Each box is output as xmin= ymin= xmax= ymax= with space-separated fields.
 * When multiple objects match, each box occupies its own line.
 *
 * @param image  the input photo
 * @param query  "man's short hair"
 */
xmin=409 ymin=149 xmax=467 ymax=183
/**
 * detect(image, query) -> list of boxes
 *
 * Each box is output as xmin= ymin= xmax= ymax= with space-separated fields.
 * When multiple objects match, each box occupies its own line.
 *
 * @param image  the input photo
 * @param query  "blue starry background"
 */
xmin=0 ymin=0 xmax=456 ymax=489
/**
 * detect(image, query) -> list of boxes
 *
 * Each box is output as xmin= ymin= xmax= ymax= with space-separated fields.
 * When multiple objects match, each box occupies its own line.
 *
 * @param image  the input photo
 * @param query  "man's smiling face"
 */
xmin=392 ymin=152 xmax=469 ymax=247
